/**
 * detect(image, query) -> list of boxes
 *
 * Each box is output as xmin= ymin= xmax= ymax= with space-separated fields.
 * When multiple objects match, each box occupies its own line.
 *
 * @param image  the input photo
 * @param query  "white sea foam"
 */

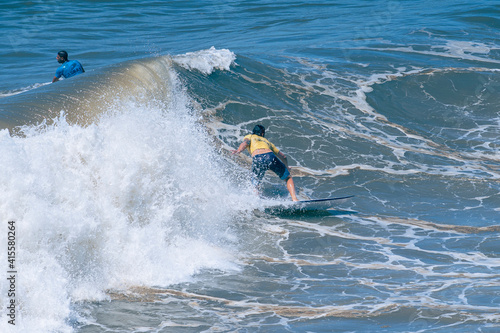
xmin=0 ymin=82 xmax=51 ymax=98
xmin=172 ymin=46 xmax=236 ymax=75
xmin=283 ymin=58 xmax=500 ymax=182
xmin=359 ymin=40 xmax=500 ymax=64
xmin=0 ymin=64 xmax=250 ymax=332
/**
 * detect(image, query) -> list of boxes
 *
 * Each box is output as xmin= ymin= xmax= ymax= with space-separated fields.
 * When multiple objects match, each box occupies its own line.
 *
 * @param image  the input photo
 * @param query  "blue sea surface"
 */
xmin=0 ymin=1 xmax=499 ymax=332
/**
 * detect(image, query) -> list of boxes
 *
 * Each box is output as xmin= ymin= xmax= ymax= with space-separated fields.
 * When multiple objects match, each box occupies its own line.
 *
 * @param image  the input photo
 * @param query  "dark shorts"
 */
xmin=251 ymin=152 xmax=290 ymax=186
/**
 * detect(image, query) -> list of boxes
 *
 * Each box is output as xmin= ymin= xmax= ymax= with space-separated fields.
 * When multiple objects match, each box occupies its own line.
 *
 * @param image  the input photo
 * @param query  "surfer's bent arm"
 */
xmin=52 ymin=76 xmax=60 ymax=83
xmin=277 ymin=151 xmax=290 ymax=169
xmin=232 ymin=139 xmax=250 ymax=154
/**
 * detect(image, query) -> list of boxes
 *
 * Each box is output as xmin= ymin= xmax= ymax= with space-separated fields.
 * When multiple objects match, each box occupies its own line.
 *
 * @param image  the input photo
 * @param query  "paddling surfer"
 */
xmin=52 ymin=51 xmax=85 ymax=83
xmin=232 ymin=124 xmax=299 ymax=201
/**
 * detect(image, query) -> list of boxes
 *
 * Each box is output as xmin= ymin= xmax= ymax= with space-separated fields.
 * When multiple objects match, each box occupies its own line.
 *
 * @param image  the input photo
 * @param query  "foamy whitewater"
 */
xmin=1 ymin=1 xmax=499 ymax=332
xmin=0 ymin=50 xmax=255 ymax=332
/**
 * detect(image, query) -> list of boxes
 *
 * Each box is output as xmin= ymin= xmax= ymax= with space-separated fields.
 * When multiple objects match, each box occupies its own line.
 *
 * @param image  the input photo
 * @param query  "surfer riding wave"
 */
xmin=232 ymin=124 xmax=298 ymax=201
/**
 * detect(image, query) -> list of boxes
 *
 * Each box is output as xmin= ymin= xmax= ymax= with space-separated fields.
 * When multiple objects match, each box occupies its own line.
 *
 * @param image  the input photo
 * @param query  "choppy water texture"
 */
xmin=0 ymin=1 xmax=499 ymax=332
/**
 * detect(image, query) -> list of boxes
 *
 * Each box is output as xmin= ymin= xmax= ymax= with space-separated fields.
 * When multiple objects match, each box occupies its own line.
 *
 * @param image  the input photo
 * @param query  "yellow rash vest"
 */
xmin=244 ymin=134 xmax=280 ymax=155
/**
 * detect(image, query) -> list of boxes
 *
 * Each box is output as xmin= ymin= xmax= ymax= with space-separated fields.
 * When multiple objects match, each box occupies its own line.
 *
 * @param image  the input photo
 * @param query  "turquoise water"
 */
xmin=0 ymin=1 xmax=499 ymax=332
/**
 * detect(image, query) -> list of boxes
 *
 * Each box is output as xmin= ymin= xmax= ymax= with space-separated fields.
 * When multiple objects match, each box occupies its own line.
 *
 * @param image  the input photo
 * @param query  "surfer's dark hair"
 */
xmin=57 ymin=50 xmax=68 ymax=61
xmin=252 ymin=125 xmax=265 ymax=136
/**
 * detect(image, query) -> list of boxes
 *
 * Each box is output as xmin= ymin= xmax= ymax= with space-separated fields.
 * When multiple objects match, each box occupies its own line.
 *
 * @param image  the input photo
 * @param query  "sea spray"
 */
xmin=0 ymin=53 xmax=250 ymax=332
xmin=172 ymin=46 xmax=236 ymax=75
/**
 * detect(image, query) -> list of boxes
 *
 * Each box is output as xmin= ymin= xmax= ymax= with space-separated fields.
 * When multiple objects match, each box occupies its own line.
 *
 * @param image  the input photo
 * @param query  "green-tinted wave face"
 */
xmin=0 ymin=56 xmax=176 ymax=131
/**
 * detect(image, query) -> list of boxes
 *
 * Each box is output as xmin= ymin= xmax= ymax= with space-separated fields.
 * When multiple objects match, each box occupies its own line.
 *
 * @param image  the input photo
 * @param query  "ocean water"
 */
xmin=0 ymin=1 xmax=499 ymax=332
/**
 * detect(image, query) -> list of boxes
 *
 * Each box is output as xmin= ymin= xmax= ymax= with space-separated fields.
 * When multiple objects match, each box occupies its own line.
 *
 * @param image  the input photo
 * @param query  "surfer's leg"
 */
xmin=251 ymin=154 xmax=268 ymax=194
xmin=269 ymin=155 xmax=298 ymax=202
xmin=250 ymin=173 xmax=263 ymax=191
xmin=285 ymin=176 xmax=298 ymax=201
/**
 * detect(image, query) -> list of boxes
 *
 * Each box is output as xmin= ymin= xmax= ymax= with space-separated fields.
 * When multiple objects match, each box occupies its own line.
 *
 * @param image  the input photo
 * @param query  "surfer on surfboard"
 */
xmin=232 ymin=124 xmax=299 ymax=201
